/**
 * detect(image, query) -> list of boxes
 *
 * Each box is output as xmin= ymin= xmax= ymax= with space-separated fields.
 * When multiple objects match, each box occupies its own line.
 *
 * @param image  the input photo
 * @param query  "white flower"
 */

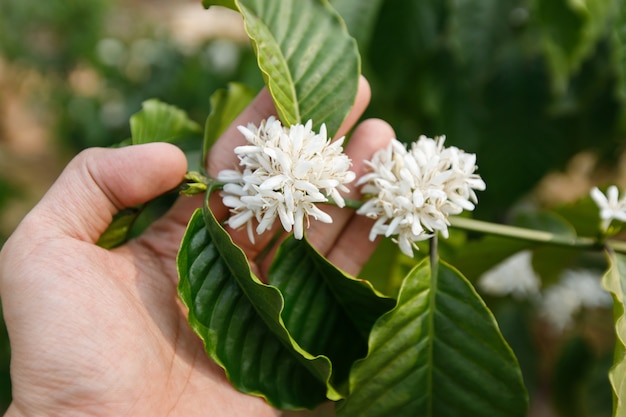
xmin=540 ymin=269 xmax=612 ymax=332
xmin=590 ymin=185 xmax=626 ymax=232
xmin=477 ymin=251 xmax=541 ymax=300
xmin=217 ymin=116 xmax=355 ymax=242
xmin=356 ymin=136 xmax=486 ymax=257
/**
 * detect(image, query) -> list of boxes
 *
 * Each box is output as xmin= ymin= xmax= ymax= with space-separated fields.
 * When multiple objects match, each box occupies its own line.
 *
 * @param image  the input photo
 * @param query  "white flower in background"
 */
xmin=477 ymin=251 xmax=541 ymax=300
xmin=356 ymin=136 xmax=486 ymax=257
xmin=217 ymin=116 xmax=355 ymax=242
xmin=540 ymin=269 xmax=612 ymax=332
xmin=590 ymin=185 xmax=626 ymax=232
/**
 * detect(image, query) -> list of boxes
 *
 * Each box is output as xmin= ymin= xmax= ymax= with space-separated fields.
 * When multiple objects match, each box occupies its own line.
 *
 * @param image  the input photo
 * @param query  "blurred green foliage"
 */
xmin=363 ymin=0 xmax=624 ymax=219
xmin=1 ymin=0 xmax=625 ymax=415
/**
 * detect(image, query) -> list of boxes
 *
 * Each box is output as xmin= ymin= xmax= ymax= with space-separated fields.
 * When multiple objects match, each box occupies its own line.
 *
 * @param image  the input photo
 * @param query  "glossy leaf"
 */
xmin=130 ymin=99 xmax=201 ymax=145
xmin=602 ymin=249 xmax=626 ymax=416
xmin=204 ymin=0 xmax=360 ymax=137
xmin=177 ymin=207 xmax=337 ymax=410
xmin=337 ymin=258 xmax=528 ymax=417
xmin=203 ymin=82 xmax=255 ymax=165
xmin=269 ymin=236 xmax=395 ymax=390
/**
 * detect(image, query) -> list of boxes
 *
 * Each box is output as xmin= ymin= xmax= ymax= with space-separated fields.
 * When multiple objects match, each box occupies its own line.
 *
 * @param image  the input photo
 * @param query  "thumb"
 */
xmin=31 ymin=143 xmax=187 ymax=243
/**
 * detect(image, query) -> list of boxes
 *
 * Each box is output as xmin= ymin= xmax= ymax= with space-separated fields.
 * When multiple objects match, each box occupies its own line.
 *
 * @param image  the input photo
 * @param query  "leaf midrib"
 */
xmin=427 ymin=256 xmax=439 ymax=417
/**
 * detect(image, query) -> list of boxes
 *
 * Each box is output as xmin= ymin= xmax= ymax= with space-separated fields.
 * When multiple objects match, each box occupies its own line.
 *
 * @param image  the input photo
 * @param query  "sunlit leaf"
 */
xmin=130 ymin=99 xmax=201 ymax=145
xmin=177 ymin=207 xmax=338 ymax=410
xmin=602 ymin=249 xmax=626 ymax=416
xmin=204 ymin=0 xmax=360 ymax=137
xmin=337 ymin=257 xmax=528 ymax=417
xmin=203 ymin=82 xmax=255 ymax=165
xmin=269 ymin=237 xmax=395 ymax=391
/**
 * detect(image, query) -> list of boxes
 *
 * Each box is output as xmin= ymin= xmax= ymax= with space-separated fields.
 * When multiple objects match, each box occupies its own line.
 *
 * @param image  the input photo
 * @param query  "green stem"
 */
xmin=429 ymin=235 xmax=439 ymax=265
xmin=201 ymin=174 xmax=626 ymax=254
xmin=449 ymin=216 xmax=626 ymax=254
xmin=324 ymin=196 xmax=363 ymax=210
xmin=342 ymin=197 xmax=365 ymax=210
xmin=448 ymin=217 xmax=597 ymax=248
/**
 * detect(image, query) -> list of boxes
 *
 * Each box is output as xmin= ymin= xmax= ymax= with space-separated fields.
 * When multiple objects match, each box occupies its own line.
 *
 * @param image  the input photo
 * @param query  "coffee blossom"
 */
xmin=356 ymin=136 xmax=486 ymax=257
xmin=217 ymin=117 xmax=355 ymax=242
xmin=540 ymin=269 xmax=611 ymax=332
xmin=590 ymin=185 xmax=626 ymax=232
xmin=478 ymin=251 xmax=541 ymax=301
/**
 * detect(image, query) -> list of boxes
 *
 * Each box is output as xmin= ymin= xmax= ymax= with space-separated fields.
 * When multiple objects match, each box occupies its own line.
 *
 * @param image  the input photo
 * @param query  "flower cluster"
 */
xmin=217 ymin=117 xmax=355 ymax=242
xmin=356 ymin=136 xmax=486 ymax=257
xmin=477 ymin=251 xmax=541 ymax=301
xmin=590 ymin=185 xmax=626 ymax=232
xmin=478 ymin=253 xmax=611 ymax=332
xmin=539 ymin=269 xmax=611 ymax=331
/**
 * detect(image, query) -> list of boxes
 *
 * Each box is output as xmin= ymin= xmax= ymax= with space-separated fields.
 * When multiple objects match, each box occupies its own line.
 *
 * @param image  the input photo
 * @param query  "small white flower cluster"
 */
xmin=590 ymin=185 xmax=626 ymax=232
xmin=477 ymin=251 xmax=541 ymax=301
xmin=356 ymin=136 xmax=486 ymax=257
xmin=217 ymin=117 xmax=355 ymax=242
xmin=539 ymin=269 xmax=612 ymax=332
xmin=478 ymin=252 xmax=612 ymax=333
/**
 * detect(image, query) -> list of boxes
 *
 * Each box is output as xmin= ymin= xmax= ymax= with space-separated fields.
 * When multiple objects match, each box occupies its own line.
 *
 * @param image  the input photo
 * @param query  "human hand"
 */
xmin=0 ymin=77 xmax=394 ymax=416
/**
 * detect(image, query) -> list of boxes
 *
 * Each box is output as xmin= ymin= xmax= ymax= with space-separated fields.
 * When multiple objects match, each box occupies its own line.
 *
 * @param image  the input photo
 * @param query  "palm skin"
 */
xmin=0 ymin=78 xmax=393 ymax=416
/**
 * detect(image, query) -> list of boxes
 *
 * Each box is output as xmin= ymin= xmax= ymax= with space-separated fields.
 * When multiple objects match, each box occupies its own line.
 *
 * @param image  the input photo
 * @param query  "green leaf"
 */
xmin=224 ymin=0 xmax=360 ymax=137
xmin=203 ymin=83 xmax=255 ymax=166
xmin=203 ymin=0 xmax=237 ymax=10
xmin=96 ymin=206 xmax=143 ymax=249
xmin=130 ymin=99 xmax=201 ymax=145
xmin=177 ymin=207 xmax=337 ymax=410
xmin=337 ymin=258 xmax=528 ymax=417
xmin=269 ymin=237 xmax=395 ymax=391
xmin=602 ymin=249 xmax=626 ymax=416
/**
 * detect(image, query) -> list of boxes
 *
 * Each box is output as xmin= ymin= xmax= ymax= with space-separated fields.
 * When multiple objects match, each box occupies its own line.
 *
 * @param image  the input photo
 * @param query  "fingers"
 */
xmin=335 ymin=76 xmax=371 ymax=139
xmin=26 ymin=143 xmax=187 ymax=243
xmin=306 ymin=119 xmax=395 ymax=275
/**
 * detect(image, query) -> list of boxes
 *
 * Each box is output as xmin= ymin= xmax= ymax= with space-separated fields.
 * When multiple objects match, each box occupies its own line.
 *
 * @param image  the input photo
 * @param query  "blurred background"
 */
xmin=1 ymin=0 xmax=625 ymax=415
